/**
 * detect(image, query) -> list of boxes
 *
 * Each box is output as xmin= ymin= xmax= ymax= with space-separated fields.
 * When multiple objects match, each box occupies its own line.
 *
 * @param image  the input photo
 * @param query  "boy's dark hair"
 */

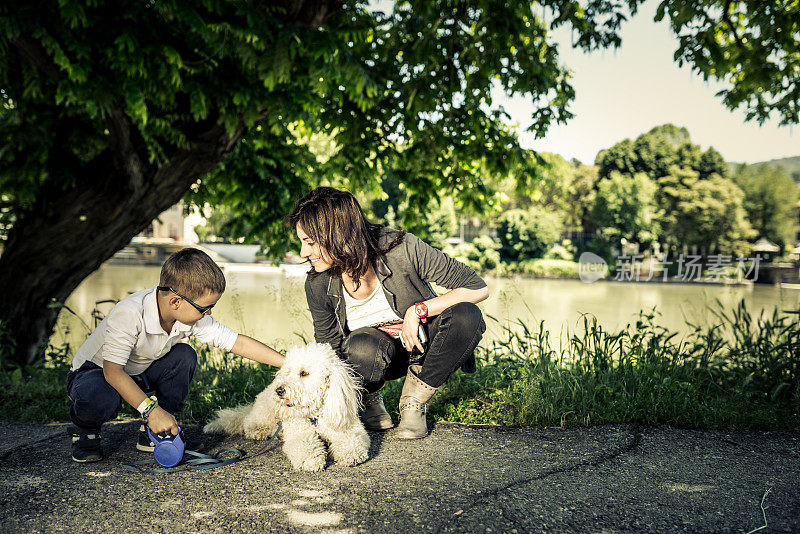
xmin=287 ymin=187 xmax=404 ymax=290
xmin=159 ymin=248 xmax=226 ymax=300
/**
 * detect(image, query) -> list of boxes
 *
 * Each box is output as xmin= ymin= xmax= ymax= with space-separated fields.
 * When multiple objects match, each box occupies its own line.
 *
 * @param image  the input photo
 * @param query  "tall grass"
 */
xmin=180 ymin=345 xmax=277 ymax=423
xmin=1 ymin=300 xmax=798 ymax=430
xmin=420 ymin=301 xmax=799 ymax=429
xmin=0 ymin=319 xmax=73 ymax=422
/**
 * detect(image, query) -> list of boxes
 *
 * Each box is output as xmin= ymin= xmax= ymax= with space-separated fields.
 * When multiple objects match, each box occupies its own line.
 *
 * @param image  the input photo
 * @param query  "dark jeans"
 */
xmin=66 ymin=343 xmax=197 ymax=432
xmin=342 ymin=302 xmax=486 ymax=391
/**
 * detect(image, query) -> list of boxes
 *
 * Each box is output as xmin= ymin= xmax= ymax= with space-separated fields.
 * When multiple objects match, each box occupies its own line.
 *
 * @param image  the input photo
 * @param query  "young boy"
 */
xmin=66 ymin=248 xmax=284 ymax=462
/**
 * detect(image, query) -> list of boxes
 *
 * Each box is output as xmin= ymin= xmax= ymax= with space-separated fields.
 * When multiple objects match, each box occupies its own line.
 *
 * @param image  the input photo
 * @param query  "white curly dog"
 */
xmin=203 ymin=342 xmax=370 ymax=471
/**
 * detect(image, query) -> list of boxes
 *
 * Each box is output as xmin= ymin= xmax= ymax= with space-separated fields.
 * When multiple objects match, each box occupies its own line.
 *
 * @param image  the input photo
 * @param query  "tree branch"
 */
xmin=722 ymin=0 xmax=747 ymax=53
xmin=105 ymin=107 xmax=148 ymax=195
xmin=9 ymin=34 xmax=64 ymax=81
xmin=280 ymin=0 xmax=342 ymax=27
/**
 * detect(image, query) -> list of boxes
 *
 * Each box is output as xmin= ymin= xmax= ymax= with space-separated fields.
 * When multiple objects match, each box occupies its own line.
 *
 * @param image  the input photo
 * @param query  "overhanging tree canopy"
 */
xmin=656 ymin=0 xmax=800 ymax=126
xmin=1 ymin=0 xmax=798 ymax=366
xmin=0 ymin=0 xmax=642 ymax=365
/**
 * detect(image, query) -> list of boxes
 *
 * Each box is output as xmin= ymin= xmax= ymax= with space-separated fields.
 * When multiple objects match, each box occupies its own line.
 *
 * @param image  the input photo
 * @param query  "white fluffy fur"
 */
xmin=203 ymin=343 xmax=370 ymax=471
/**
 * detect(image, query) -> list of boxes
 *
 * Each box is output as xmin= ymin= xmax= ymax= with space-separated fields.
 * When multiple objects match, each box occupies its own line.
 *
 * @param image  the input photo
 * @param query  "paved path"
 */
xmin=1 ymin=420 xmax=798 ymax=533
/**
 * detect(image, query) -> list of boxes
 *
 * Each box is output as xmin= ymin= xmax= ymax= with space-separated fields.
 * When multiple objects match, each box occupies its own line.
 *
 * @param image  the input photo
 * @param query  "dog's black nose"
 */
xmin=275 ymin=386 xmax=285 ymax=397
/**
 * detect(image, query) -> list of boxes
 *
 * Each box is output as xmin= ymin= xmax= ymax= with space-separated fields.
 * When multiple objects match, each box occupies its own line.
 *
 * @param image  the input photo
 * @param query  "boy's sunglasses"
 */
xmin=157 ymin=286 xmax=215 ymax=315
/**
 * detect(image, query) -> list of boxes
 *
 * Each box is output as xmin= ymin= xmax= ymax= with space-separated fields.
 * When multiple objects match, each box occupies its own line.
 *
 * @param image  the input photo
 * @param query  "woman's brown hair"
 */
xmin=288 ymin=187 xmax=404 ymax=289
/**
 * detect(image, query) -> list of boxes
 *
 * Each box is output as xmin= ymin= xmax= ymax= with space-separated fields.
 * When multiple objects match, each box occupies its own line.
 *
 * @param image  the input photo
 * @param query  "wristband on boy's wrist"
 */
xmin=143 ymin=400 xmax=158 ymax=419
xmin=137 ymin=396 xmax=158 ymax=419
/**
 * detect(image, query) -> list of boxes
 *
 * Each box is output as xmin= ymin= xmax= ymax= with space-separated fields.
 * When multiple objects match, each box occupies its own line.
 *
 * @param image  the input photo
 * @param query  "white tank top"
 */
xmin=343 ymin=278 xmax=402 ymax=331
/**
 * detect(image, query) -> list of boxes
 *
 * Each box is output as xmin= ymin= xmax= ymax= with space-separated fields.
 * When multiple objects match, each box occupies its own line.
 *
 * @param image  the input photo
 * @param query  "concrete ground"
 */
xmin=0 ymin=420 xmax=798 ymax=533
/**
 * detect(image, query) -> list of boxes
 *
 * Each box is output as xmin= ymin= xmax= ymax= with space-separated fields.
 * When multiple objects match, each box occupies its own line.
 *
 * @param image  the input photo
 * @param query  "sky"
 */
xmin=492 ymin=0 xmax=799 ymax=165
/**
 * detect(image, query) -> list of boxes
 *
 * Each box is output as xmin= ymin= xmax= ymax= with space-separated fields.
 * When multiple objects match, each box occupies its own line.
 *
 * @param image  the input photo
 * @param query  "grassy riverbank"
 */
xmin=1 ymin=300 xmax=798 ymax=429
xmin=427 ymin=302 xmax=799 ymax=429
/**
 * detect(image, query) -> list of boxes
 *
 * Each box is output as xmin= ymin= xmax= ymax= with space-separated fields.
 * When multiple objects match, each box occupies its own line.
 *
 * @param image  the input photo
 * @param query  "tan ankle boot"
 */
xmin=396 ymin=365 xmax=438 ymax=439
xmin=361 ymin=388 xmax=394 ymax=430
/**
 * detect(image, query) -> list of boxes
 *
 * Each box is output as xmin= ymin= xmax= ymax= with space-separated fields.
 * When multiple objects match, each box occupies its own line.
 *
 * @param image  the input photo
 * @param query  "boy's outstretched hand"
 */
xmin=147 ymin=406 xmax=179 ymax=436
xmin=231 ymin=334 xmax=285 ymax=367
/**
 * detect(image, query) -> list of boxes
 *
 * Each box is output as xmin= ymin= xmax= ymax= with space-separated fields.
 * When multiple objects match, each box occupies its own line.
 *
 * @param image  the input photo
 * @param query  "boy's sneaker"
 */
xmin=70 ymin=426 xmax=103 ymax=463
xmin=136 ymin=424 xmax=155 ymax=452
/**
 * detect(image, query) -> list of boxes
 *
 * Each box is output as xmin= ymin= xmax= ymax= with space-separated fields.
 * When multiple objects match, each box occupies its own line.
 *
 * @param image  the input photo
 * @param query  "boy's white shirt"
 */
xmin=70 ymin=287 xmax=238 ymax=376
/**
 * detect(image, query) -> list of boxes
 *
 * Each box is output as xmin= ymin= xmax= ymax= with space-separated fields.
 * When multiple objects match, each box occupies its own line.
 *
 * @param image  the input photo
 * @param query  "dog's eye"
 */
xmin=299 ymin=370 xmax=309 ymax=377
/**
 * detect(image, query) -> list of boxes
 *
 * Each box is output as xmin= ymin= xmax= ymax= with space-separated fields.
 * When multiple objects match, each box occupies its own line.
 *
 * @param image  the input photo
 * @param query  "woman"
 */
xmin=288 ymin=187 xmax=489 ymax=439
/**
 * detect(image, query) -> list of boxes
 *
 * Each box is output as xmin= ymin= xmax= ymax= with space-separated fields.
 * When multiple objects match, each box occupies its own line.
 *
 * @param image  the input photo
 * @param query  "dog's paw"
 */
xmin=244 ymin=425 xmax=278 ymax=441
xmin=296 ymin=454 xmax=327 ymax=472
xmin=337 ymin=448 xmax=369 ymax=467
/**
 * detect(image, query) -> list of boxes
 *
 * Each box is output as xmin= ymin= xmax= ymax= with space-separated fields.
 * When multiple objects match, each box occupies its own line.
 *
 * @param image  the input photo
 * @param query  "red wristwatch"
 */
xmin=414 ymin=302 xmax=428 ymax=323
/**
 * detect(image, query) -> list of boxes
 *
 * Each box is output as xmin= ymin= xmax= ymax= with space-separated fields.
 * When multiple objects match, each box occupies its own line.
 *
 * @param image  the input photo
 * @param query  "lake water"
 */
xmin=51 ymin=264 xmax=800 ymax=354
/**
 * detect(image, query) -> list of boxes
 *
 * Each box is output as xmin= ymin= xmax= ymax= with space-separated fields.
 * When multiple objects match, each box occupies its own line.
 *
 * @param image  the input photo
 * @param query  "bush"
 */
xmin=578 ymin=234 xmax=616 ymax=265
xmin=443 ymin=235 xmax=501 ymax=272
xmin=544 ymin=242 xmax=574 ymax=261
xmin=411 ymin=197 xmax=459 ymax=250
xmin=0 ymin=340 xmax=72 ymax=423
xmin=518 ymin=259 xmax=580 ymax=278
xmin=496 ymin=207 xmax=562 ymax=262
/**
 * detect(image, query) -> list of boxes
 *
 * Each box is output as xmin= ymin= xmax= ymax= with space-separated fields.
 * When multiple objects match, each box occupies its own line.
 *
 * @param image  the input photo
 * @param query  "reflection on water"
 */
xmin=52 ymin=264 xmax=800 ymax=357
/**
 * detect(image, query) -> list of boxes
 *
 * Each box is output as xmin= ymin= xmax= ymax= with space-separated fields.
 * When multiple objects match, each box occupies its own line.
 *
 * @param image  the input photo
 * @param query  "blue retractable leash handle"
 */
xmin=122 ymin=423 xmax=282 ymax=474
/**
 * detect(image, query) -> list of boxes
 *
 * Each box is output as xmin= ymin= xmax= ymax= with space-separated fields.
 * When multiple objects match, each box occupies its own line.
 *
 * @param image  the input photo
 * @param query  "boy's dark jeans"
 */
xmin=67 ymin=343 xmax=197 ymax=432
xmin=342 ymin=302 xmax=486 ymax=391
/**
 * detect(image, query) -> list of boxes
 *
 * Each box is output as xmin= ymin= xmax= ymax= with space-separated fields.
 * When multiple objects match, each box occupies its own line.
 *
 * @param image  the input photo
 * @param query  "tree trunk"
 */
xmin=0 ymin=121 xmax=245 ymax=367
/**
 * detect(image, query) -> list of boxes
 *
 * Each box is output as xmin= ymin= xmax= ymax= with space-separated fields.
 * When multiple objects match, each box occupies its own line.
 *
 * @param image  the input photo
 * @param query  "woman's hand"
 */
xmin=401 ymin=307 xmax=424 ymax=353
xmin=147 ymin=406 xmax=179 ymax=436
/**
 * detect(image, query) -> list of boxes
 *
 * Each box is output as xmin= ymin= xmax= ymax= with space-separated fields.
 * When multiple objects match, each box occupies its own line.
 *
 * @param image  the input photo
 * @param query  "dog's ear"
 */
xmin=322 ymin=357 xmax=362 ymax=430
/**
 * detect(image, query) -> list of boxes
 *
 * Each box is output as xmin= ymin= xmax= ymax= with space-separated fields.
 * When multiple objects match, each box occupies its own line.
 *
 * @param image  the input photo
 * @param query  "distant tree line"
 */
xmin=197 ymin=123 xmax=798 ymax=272
xmin=359 ymin=124 xmax=798 ymax=270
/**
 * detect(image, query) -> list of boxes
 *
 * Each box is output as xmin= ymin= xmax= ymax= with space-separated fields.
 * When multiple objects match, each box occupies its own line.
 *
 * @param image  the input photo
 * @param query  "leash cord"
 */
xmin=121 ymin=423 xmax=282 ymax=474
